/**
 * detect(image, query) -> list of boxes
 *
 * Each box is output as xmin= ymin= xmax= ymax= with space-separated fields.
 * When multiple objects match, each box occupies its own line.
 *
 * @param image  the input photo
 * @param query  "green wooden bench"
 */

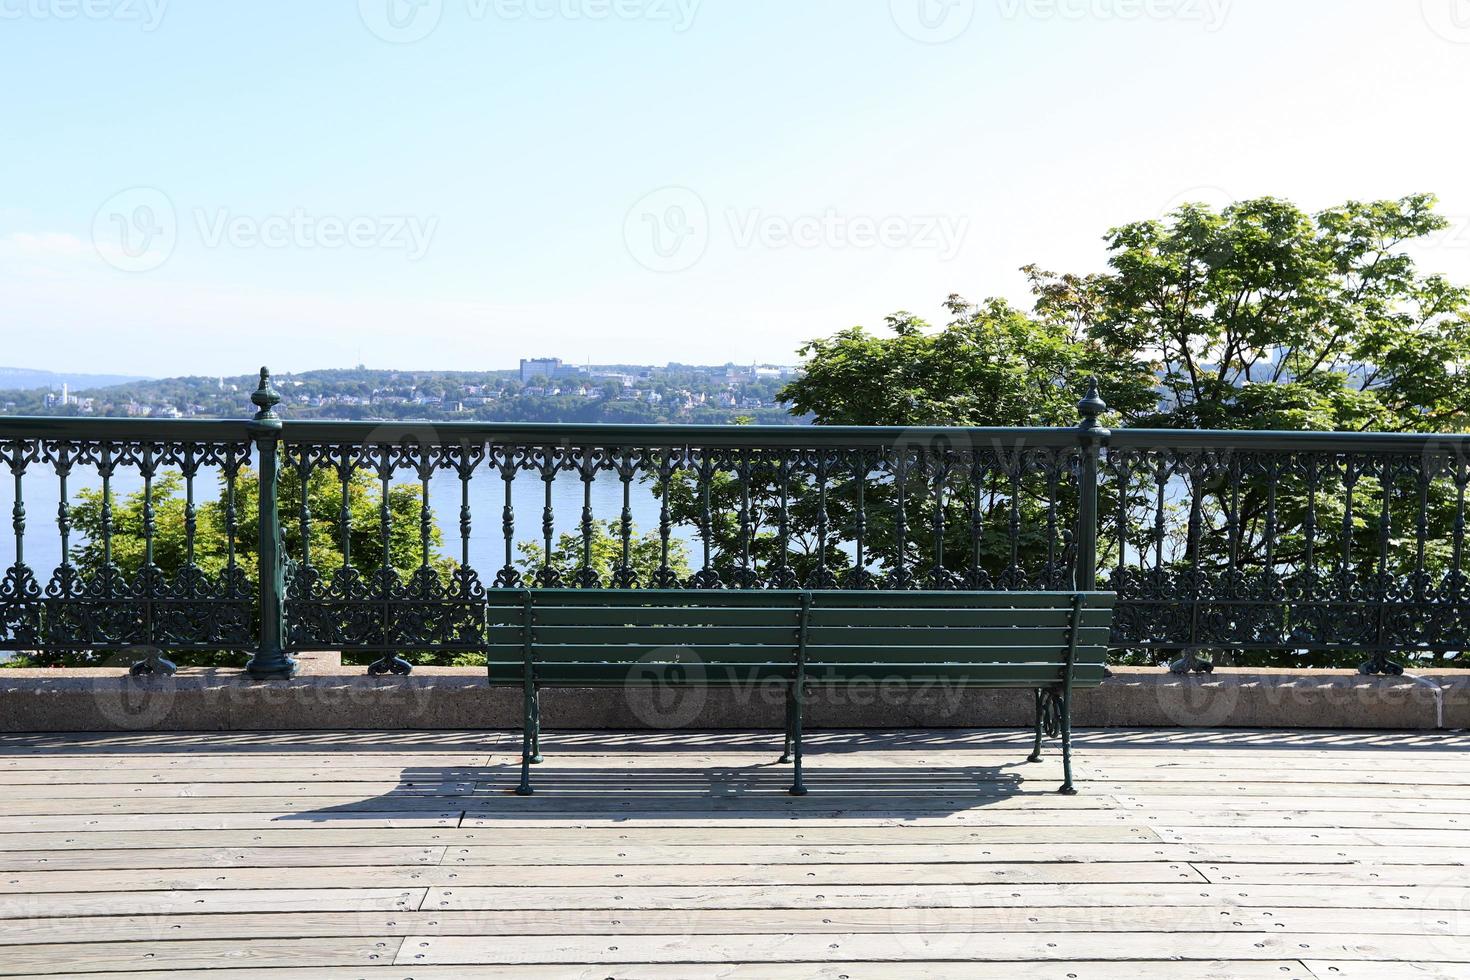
xmin=484 ymin=589 xmax=1116 ymax=797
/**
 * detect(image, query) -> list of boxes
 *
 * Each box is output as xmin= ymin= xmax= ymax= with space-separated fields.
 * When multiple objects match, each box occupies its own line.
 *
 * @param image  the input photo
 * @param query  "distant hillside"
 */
xmin=0 ymin=367 xmax=148 ymax=391
xmin=0 ymin=364 xmax=807 ymax=426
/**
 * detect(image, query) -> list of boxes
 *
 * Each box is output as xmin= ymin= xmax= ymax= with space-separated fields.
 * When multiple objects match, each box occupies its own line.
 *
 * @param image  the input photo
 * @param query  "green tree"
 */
xmin=70 ymin=466 xmax=442 ymax=581
xmin=1026 ymin=194 xmax=1470 ymax=432
xmin=783 ymin=295 xmax=1156 ymax=427
xmin=516 ymin=520 xmax=691 ymax=587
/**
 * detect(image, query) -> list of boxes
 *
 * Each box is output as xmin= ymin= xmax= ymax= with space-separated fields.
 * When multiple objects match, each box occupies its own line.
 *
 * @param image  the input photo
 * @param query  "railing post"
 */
xmin=1075 ymin=379 xmax=1110 ymax=591
xmin=245 ymin=367 xmax=296 ymax=680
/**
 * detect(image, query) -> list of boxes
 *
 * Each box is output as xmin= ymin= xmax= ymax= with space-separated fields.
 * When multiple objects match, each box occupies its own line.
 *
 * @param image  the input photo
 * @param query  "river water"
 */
xmin=0 ymin=468 xmax=695 ymax=576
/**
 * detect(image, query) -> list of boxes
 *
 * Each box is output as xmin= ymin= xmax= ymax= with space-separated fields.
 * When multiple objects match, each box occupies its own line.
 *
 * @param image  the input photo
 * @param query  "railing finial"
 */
xmin=1077 ymin=377 xmax=1107 ymax=432
xmin=251 ymin=367 xmax=281 ymax=422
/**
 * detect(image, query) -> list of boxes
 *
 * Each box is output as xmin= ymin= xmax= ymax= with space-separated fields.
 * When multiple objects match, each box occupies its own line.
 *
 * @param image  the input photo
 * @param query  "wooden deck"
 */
xmin=0 ymin=728 xmax=1467 ymax=978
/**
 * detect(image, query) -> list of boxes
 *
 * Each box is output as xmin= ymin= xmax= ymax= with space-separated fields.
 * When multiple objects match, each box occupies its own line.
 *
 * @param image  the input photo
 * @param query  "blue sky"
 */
xmin=2 ymin=0 xmax=1468 ymax=376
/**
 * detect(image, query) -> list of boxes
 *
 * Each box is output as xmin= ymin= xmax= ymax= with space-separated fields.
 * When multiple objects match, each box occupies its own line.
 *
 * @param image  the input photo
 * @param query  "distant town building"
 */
xmin=520 ymin=357 xmax=563 ymax=383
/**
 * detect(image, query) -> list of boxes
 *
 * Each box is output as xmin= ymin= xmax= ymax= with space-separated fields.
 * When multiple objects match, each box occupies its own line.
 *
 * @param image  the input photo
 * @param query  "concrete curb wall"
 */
xmin=0 ymin=660 xmax=1465 ymax=732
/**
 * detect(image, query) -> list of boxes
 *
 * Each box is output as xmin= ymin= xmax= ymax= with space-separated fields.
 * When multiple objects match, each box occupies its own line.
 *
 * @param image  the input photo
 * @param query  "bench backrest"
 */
xmin=484 ymin=590 xmax=1115 ymax=689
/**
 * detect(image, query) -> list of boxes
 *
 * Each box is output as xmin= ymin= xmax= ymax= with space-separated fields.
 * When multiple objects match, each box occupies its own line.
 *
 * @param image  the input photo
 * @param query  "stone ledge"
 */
xmin=0 ymin=665 xmax=1464 ymax=733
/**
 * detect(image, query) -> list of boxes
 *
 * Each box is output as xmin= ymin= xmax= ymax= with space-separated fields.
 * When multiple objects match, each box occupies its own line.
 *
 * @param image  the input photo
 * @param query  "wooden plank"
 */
xmin=439 ymin=842 xmax=1470 ymax=868
xmin=1301 ymin=963 xmax=1470 ymax=980
xmin=0 ymin=754 xmax=494 ymax=771
xmin=455 ymin=809 xmax=1470 ymax=831
xmin=0 ymin=861 xmax=1208 ymax=894
xmin=2 ymin=905 xmax=1463 ymax=945
xmin=0 ymin=797 xmax=477 ymax=816
xmin=423 ymin=881 xmax=1470 ymax=912
xmin=973 ymin=781 xmax=1470 ymax=800
xmin=0 ymin=889 xmax=426 ymax=919
xmin=0 ymin=938 xmax=406 ymax=975
xmin=0 ymin=846 xmax=446 ymax=872
xmin=1079 ymin=766 xmax=1470 ymax=786
xmin=1108 ymin=794 xmax=1470 ymax=814
xmin=0 ymin=963 xmax=1323 ymax=980
xmin=1157 ymin=826 xmax=1470 ymax=848
xmin=0 ymin=768 xmax=490 ymax=786
xmin=0 ymin=781 xmax=474 ymax=800
xmin=399 ymin=931 xmax=1470 ymax=964
xmin=1197 ymin=863 xmax=1470 ymax=886
xmin=0 ymin=812 xmax=462 ymax=834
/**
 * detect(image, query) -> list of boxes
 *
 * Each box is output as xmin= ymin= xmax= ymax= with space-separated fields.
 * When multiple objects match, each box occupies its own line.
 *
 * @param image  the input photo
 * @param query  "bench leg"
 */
xmin=516 ymin=679 xmax=535 ymax=797
xmin=1058 ymin=686 xmax=1077 ymax=796
xmin=1027 ymin=689 xmax=1045 ymax=764
xmin=529 ymin=688 xmax=544 ymax=765
xmin=778 ymin=691 xmax=795 ymax=765
xmin=789 ymin=683 xmax=808 ymax=797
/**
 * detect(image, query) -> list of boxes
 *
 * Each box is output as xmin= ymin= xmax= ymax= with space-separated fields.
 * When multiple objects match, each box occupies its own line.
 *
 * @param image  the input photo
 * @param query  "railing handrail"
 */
xmin=5 ymin=419 xmax=1465 ymax=452
xmin=0 ymin=416 xmax=1086 ymax=448
xmin=0 ymin=417 xmax=253 ymax=440
xmin=1110 ymin=428 xmax=1470 ymax=452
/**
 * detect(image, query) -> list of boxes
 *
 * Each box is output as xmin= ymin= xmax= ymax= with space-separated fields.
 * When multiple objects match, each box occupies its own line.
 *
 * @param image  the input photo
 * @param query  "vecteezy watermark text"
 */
xmin=996 ymin=0 xmax=1230 ymax=30
xmin=624 ymin=187 xmax=970 ymax=273
xmin=92 ymin=188 xmax=439 ymax=272
xmin=0 ymin=0 xmax=167 ymax=30
xmin=891 ymin=0 xmax=1229 ymax=42
xmin=727 ymin=209 xmax=969 ymax=261
xmin=359 ymin=0 xmax=701 ymax=44
xmin=195 ymin=208 xmax=437 ymax=260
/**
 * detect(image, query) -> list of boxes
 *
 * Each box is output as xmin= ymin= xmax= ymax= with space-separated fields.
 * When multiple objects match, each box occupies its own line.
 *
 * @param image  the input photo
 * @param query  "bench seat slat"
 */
xmin=527 ymin=626 xmax=797 ymax=645
xmin=513 ymin=589 xmax=1115 ymax=609
xmin=486 ymin=662 xmax=1106 ymax=686
xmin=809 ymin=608 xmax=1112 ymax=628
xmin=806 ymin=626 xmax=1112 ymax=647
xmin=514 ymin=625 xmax=1112 ymax=648
xmin=515 ymin=643 xmax=1106 ymax=663
xmin=523 ymin=607 xmax=1113 ymax=629
xmin=527 ymin=607 xmax=798 ymax=627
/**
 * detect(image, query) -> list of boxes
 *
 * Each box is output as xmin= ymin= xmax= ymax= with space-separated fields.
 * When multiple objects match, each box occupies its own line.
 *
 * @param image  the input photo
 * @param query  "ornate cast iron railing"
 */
xmin=1104 ymin=429 xmax=1470 ymax=675
xmin=0 ymin=368 xmax=1465 ymax=677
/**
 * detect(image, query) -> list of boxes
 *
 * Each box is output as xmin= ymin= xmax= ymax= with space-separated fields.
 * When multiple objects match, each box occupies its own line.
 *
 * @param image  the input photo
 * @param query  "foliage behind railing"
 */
xmin=0 ymin=368 xmax=1466 ymax=676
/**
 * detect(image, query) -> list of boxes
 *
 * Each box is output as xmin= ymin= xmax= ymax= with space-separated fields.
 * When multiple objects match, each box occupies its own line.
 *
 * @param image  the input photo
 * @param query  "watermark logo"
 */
xmin=90 ymin=650 xmax=178 ymax=729
xmin=1159 ymin=184 xmax=1237 ymax=219
xmin=624 ymin=186 xmax=709 ymax=274
xmin=358 ymin=0 xmax=443 ymax=43
xmin=1417 ymin=874 xmax=1470 ymax=960
xmin=92 ymin=186 xmax=178 ymax=273
xmin=1154 ymin=672 xmax=1241 ymax=726
xmin=1422 ymin=0 xmax=1470 ymax=43
xmin=1422 ymin=214 xmax=1470 ymax=250
xmin=622 ymin=649 xmax=708 ymax=728
xmin=890 ymin=0 xmax=976 ymax=43
xmin=0 ymin=0 xmax=169 ymax=30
